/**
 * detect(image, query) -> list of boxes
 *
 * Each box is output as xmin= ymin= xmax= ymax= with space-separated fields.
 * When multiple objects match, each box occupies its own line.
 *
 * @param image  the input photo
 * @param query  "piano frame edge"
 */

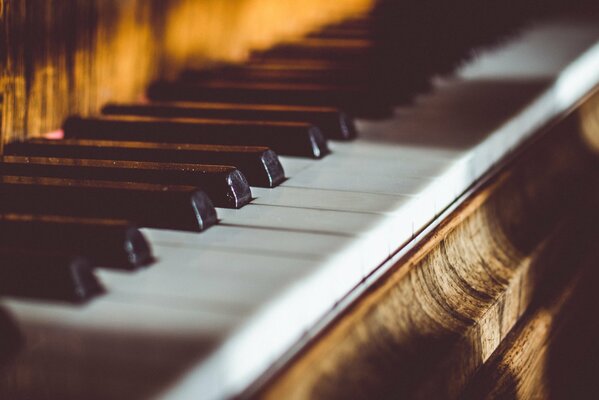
xmin=247 ymin=89 xmax=599 ymax=400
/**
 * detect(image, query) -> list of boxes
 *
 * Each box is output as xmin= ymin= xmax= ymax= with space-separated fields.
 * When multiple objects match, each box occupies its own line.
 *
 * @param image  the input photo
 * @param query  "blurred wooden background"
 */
xmin=0 ymin=0 xmax=372 ymax=145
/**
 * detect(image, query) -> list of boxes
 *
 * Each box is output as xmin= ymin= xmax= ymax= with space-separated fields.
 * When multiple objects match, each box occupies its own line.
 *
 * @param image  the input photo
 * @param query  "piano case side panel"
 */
xmin=256 ymin=95 xmax=599 ymax=400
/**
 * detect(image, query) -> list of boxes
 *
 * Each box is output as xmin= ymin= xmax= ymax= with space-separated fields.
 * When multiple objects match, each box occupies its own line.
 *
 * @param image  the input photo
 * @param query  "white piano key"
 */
xmin=3 ymin=294 xmax=239 ymax=341
xmin=284 ymin=167 xmax=435 ymax=195
xmin=142 ymin=225 xmax=355 ymax=259
xmin=251 ymin=186 xmax=411 ymax=214
xmin=215 ymin=204 xmax=389 ymax=236
xmin=328 ymin=139 xmax=463 ymax=161
xmin=1 ymin=296 xmax=242 ymax=399
xmin=296 ymin=153 xmax=454 ymax=178
xmin=97 ymin=246 xmax=318 ymax=310
xmin=278 ymin=155 xmax=316 ymax=176
xmin=216 ymin=205 xmax=396 ymax=268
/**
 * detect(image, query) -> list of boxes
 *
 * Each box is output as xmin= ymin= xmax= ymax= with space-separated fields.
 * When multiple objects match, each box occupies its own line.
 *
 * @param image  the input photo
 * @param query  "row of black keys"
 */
xmin=0 ymin=4 xmax=514 ymax=306
xmin=0 ymin=18 xmax=378 ymax=306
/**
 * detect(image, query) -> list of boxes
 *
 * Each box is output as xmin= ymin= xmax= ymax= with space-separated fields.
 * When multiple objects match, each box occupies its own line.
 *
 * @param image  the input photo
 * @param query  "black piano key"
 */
xmin=0 ymin=250 xmax=103 ymax=303
xmin=147 ymin=80 xmax=389 ymax=117
xmin=180 ymin=65 xmax=366 ymax=86
xmin=251 ymin=38 xmax=373 ymax=62
xmin=63 ymin=115 xmax=329 ymax=159
xmin=308 ymin=26 xmax=373 ymax=39
xmin=5 ymin=139 xmax=284 ymax=188
xmin=247 ymin=58 xmax=359 ymax=70
xmin=181 ymin=56 xmax=377 ymax=85
xmin=0 ymin=155 xmax=252 ymax=209
xmin=102 ymin=102 xmax=356 ymax=140
xmin=0 ymin=175 xmax=217 ymax=232
xmin=0 ymin=214 xmax=153 ymax=270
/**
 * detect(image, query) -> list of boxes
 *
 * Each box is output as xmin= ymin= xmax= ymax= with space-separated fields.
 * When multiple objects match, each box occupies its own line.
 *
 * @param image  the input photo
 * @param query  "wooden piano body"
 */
xmin=1 ymin=1 xmax=599 ymax=399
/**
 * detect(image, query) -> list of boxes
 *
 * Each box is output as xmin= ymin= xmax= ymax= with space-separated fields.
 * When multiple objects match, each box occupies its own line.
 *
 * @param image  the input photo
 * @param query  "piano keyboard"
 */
xmin=1 ymin=12 xmax=599 ymax=400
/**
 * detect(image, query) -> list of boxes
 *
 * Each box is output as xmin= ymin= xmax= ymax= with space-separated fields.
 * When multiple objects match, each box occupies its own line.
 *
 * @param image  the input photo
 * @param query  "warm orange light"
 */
xmin=163 ymin=0 xmax=373 ymax=72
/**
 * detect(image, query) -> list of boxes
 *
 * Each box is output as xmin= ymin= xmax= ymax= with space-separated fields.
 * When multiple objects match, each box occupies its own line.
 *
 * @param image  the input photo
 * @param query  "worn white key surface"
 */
xmin=2 ymin=18 xmax=599 ymax=400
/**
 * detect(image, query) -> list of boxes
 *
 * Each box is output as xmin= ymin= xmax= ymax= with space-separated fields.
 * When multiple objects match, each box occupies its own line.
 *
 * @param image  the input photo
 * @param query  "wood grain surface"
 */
xmin=461 ymin=240 xmax=599 ymax=400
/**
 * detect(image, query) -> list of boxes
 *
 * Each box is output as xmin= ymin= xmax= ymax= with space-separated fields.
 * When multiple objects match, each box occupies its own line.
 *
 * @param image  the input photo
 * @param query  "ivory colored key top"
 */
xmin=0 ymin=250 xmax=102 ymax=303
xmin=4 ymin=139 xmax=285 ymax=188
xmin=0 ymin=176 xmax=217 ymax=232
xmin=102 ymin=102 xmax=357 ymax=140
xmin=0 ymin=214 xmax=153 ymax=270
xmin=0 ymin=155 xmax=252 ymax=209
xmin=63 ymin=115 xmax=329 ymax=159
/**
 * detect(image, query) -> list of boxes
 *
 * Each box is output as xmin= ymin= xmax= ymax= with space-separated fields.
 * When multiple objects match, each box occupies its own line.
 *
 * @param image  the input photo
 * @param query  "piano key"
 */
xmin=250 ymin=186 xmax=411 ymax=214
xmin=277 ymin=155 xmax=315 ymax=176
xmin=102 ymin=102 xmax=357 ymax=140
xmin=143 ymin=205 xmax=417 ymax=277
xmin=251 ymin=38 xmax=373 ymax=62
xmin=0 ymin=250 xmax=102 ymax=303
xmin=180 ymin=63 xmax=371 ymax=86
xmin=4 ymin=139 xmax=285 ymax=188
xmin=212 ymin=205 xmax=408 ymax=268
xmin=283 ymin=146 xmax=456 ymax=178
xmin=213 ymin=204 xmax=416 ymax=266
xmin=243 ymin=58 xmax=366 ymax=74
xmin=146 ymin=80 xmax=390 ymax=117
xmin=1 ymin=294 xmax=242 ymax=392
xmin=130 ymin=236 xmax=387 ymax=321
xmin=0 ymin=275 xmax=248 ymax=400
xmin=0 ymin=176 xmax=217 ymax=232
xmin=246 ymin=57 xmax=360 ymax=70
xmin=142 ymin=225 xmax=356 ymax=260
xmin=308 ymin=26 xmax=373 ymax=40
xmin=247 ymin=180 xmax=433 ymax=245
xmin=5 ymin=292 xmax=241 ymax=341
xmin=146 ymin=212 xmax=410 ymax=281
xmin=63 ymin=115 xmax=329 ymax=159
xmin=0 ymin=214 xmax=153 ymax=270
xmin=327 ymin=139 xmax=463 ymax=161
xmin=284 ymin=166 xmax=436 ymax=196
xmin=97 ymin=246 xmax=316 ymax=310
xmin=0 ymin=155 xmax=252 ymax=209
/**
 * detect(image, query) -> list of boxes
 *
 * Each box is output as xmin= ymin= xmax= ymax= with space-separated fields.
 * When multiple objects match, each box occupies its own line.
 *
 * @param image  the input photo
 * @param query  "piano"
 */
xmin=1 ymin=1 xmax=599 ymax=399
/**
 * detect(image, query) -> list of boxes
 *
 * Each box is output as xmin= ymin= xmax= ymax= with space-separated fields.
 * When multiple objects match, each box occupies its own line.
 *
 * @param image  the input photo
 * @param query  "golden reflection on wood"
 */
xmin=0 ymin=0 xmax=372 ymax=145
xmin=580 ymin=89 xmax=599 ymax=152
xmin=163 ymin=0 xmax=372 ymax=69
